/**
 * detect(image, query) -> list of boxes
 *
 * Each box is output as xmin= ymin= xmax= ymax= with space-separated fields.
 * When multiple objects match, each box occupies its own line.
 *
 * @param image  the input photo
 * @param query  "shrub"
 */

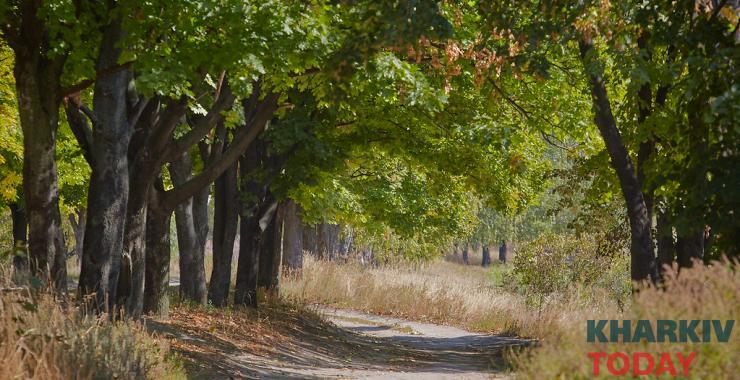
xmin=0 ymin=268 xmax=185 ymax=380
xmin=510 ymin=233 xmax=630 ymax=308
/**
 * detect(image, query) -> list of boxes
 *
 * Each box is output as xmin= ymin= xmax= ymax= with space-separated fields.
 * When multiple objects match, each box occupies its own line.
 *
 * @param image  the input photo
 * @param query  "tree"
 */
xmin=470 ymin=0 xmax=738 ymax=281
xmin=2 ymin=1 xmax=68 ymax=289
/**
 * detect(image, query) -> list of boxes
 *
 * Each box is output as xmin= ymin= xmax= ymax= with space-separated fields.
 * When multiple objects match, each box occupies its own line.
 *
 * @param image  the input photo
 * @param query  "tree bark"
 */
xmin=169 ymin=152 xmax=208 ymax=305
xmin=143 ymin=187 xmax=172 ymax=316
xmin=258 ymin=201 xmax=283 ymax=291
xmin=78 ymin=20 xmax=132 ymax=313
xmin=68 ymin=208 xmax=86 ymax=262
xmin=462 ymin=244 xmax=469 ymax=265
xmin=338 ymin=227 xmax=353 ymax=261
xmin=498 ymin=242 xmax=507 ymax=264
xmin=676 ymin=232 xmax=704 ymax=269
xmin=674 ymin=76 xmax=709 ymax=268
xmin=579 ymin=39 xmax=657 ymax=284
xmin=655 ymin=202 xmax=674 ymax=276
xmin=9 ymin=202 xmax=28 ymax=270
xmin=302 ymin=224 xmax=318 ymax=256
xmin=233 ymin=141 xmax=271 ymax=307
xmin=481 ymin=245 xmax=491 ymax=267
xmin=318 ymin=223 xmax=340 ymax=260
xmin=208 ymin=159 xmax=239 ymax=307
xmin=234 ymin=211 xmax=261 ymax=307
xmin=118 ymin=159 xmax=156 ymax=317
xmin=281 ymin=199 xmax=303 ymax=271
xmin=11 ymin=1 xmax=67 ymax=290
xmin=635 ymin=32 xmax=658 ymax=225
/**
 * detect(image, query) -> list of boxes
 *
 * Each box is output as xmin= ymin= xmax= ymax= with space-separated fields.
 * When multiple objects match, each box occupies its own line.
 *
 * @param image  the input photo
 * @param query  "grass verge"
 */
xmin=281 ymin=255 xmax=553 ymax=336
xmin=0 ymin=269 xmax=185 ymax=379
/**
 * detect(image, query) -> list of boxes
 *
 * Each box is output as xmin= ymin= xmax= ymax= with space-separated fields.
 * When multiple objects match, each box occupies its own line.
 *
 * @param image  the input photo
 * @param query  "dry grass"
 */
xmin=514 ymin=260 xmax=739 ymax=379
xmin=282 ymin=256 xmax=738 ymax=379
xmin=0 ymin=268 xmax=185 ymax=380
xmin=281 ymin=255 xmax=559 ymax=336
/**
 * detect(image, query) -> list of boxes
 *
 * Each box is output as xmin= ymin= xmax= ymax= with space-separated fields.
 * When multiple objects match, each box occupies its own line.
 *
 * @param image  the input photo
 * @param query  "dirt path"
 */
xmin=151 ymin=304 xmax=528 ymax=379
xmin=315 ymin=307 xmax=527 ymax=379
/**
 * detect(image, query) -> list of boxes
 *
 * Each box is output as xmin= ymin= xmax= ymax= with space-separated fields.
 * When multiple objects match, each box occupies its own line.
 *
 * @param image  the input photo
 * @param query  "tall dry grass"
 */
xmin=282 ymin=256 xmax=738 ymax=378
xmin=281 ymin=256 xmax=587 ymax=337
xmin=0 ymin=268 xmax=185 ymax=380
xmin=514 ymin=260 xmax=739 ymax=379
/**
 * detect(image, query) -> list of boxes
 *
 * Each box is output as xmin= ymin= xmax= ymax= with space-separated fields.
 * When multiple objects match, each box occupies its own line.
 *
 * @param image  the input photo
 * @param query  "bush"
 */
xmin=510 ymin=233 xmax=630 ymax=308
xmin=0 ymin=277 xmax=185 ymax=379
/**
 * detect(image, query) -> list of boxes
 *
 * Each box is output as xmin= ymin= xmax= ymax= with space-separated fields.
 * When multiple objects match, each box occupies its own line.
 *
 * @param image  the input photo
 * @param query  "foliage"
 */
xmin=0 ymin=41 xmax=21 ymax=206
xmin=474 ymin=0 xmax=739 ymax=256
xmin=510 ymin=233 xmax=630 ymax=308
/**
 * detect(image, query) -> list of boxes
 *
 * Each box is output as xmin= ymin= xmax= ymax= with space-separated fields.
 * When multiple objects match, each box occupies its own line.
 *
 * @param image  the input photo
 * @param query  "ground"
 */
xmin=148 ymin=302 xmax=528 ymax=379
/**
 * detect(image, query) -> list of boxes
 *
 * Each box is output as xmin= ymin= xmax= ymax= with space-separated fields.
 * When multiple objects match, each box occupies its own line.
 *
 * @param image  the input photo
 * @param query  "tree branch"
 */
xmin=63 ymin=100 xmax=95 ymax=165
xmin=148 ymin=96 xmax=188 ymax=155
xmin=487 ymin=77 xmax=531 ymax=120
xmin=128 ymin=97 xmax=150 ymax=128
xmin=59 ymin=60 xmax=135 ymax=98
xmin=161 ymin=92 xmax=279 ymax=212
xmin=162 ymin=81 xmax=235 ymax=163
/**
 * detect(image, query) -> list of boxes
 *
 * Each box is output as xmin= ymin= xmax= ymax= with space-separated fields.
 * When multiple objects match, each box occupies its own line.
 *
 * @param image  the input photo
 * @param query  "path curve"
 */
xmin=153 ymin=305 xmax=528 ymax=379
xmin=315 ymin=306 xmax=527 ymax=379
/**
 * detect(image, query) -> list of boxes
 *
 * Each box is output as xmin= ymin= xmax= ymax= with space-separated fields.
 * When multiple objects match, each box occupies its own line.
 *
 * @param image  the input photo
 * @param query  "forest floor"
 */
xmin=148 ymin=301 xmax=528 ymax=379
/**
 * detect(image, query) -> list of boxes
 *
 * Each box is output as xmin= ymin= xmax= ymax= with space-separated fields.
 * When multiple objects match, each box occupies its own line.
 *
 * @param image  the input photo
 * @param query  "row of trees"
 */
xmin=1 ymin=1 xmax=737 ymax=318
xmin=1 ymin=1 xmax=549 ymax=316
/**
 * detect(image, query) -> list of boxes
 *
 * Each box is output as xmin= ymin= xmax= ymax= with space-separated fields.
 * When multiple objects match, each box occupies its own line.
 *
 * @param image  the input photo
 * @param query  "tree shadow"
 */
xmin=147 ymin=304 xmax=530 ymax=379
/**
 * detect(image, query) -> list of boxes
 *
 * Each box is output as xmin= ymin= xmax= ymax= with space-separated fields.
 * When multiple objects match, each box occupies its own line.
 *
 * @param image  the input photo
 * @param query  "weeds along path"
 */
xmin=148 ymin=303 xmax=528 ymax=379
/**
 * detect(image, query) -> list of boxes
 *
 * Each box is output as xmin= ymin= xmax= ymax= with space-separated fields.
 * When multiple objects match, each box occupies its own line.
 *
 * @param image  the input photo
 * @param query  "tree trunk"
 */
xmin=281 ymin=199 xmax=303 ymax=270
xmin=9 ymin=203 xmax=28 ymax=270
xmin=143 ymin=188 xmax=172 ymax=316
xmin=462 ymin=244 xmax=469 ymax=265
xmin=12 ymin=7 xmax=66 ymax=290
xmin=498 ymin=242 xmax=507 ymax=264
xmin=318 ymin=223 xmax=340 ymax=260
xmin=234 ymin=211 xmax=261 ymax=307
xmin=674 ymin=73 xmax=709 ymax=269
xmin=359 ymin=245 xmax=374 ymax=265
xmin=676 ymin=232 xmax=704 ymax=269
xmin=302 ymin=224 xmax=318 ymax=256
xmin=77 ymin=20 xmax=132 ymax=312
xmin=258 ymin=201 xmax=283 ymax=292
xmin=169 ymin=153 xmax=208 ymax=305
xmin=118 ymin=99 xmax=165 ymax=318
xmin=51 ymin=225 xmax=67 ymax=292
xmin=69 ymin=208 xmax=86 ymax=262
xmin=208 ymin=159 xmax=239 ymax=307
xmin=579 ymin=39 xmax=656 ymax=284
xmin=481 ymin=245 xmax=491 ymax=267
xmin=119 ymin=168 xmax=152 ymax=317
xmin=338 ymin=227 xmax=353 ymax=261
xmin=233 ymin=142 xmax=272 ymax=307
xmin=655 ymin=202 xmax=674 ymax=277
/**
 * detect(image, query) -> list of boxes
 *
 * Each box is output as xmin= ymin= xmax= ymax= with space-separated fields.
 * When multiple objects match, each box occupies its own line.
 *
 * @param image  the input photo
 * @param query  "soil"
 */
xmin=149 ymin=303 xmax=529 ymax=379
